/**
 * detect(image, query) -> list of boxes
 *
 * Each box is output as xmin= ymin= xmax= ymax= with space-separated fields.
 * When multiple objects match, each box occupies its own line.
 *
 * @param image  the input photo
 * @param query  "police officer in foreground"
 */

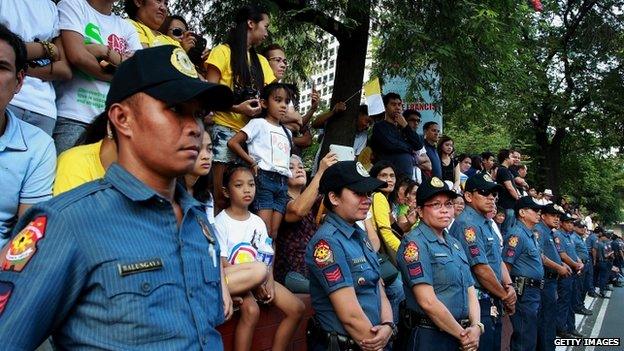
xmin=449 ymin=173 xmax=516 ymax=351
xmin=554 ymin=213 xmax=584 ymax=338
xmin=0 ymin=46 xmax=234 ymax=349
xmin=396 ymin=177 xmax=481 ymax=351
xmin=305 ymin=161 xmax=396 ymax=351
xmin=572 ymin=221 xmax=593 ymax=316
xmin=534 ymin=204 xmax=572 ymax=351
xmin=501 ymin=196 xmax=544 ymax=351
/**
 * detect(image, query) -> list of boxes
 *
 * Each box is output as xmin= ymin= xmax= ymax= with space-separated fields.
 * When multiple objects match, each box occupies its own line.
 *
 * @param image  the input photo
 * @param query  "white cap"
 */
xmin=543 ymin=189 xmax=553 ymax=196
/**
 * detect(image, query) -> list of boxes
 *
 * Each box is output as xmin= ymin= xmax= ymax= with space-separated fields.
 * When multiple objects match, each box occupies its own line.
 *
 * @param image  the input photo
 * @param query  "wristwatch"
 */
xmin=380 ymin=321 xmax=398 ymax=340
xmin=473 ymin=322 xmax=485 ymax=335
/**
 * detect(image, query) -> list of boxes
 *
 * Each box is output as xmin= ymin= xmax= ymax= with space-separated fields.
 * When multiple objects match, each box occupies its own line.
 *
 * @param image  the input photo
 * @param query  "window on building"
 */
xmin=329 ymin=60 xmax=335 ymax=69
xmin=329 ymin=73 xmax=334 ymax=81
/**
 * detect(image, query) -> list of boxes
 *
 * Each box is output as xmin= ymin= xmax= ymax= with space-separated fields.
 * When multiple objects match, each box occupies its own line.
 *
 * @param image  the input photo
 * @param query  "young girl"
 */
xmin=215 ymin=166 xmax=305 ymax=351
xmin=227 ymin=82 xmax=293 ymax=237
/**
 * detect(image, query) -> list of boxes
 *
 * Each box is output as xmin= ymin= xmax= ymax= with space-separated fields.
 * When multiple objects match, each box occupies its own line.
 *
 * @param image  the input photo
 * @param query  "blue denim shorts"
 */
xmin=210 ymin=124 xmax=241 ymax=164
xmin=253 ymin=170 xmax=289 ymax=214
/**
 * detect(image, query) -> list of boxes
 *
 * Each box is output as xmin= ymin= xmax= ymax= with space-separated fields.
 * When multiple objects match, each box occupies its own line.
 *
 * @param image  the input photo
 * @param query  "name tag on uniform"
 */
xmin=351 ymin=256 xmax=367 ymax=265
xmin=434 ymin=253 xmax=448 ymax=258
xmin=118 ymin=258 xmax=163 ymax=277
xmin=487 ymin=237 xmax=493 ymax=242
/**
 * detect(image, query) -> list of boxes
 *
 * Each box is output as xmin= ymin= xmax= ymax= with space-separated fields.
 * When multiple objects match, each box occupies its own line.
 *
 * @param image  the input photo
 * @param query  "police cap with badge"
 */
xmin=464 ymin=172 xmax=502 ymax=193
xmin=515 ymin=196 xmax=545 ymax=213
xmin=106 ymin=45 xmax=233 ymax=111
xmin=319 ymin=161 xmax=386 ymax=195
xmin=417 ymin=177 xmax=458 ymax=204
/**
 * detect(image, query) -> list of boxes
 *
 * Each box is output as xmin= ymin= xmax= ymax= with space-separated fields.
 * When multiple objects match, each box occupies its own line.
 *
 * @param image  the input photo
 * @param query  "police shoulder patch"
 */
xmin=403 ymin=241 xmax=420 ymax=263
xmin=407 ymin=262 xmax=424 ymax=279
xmin=506 ymin=248 xmax=516 ymax=257
xmin=469 ymin=245 xmax=480 ymax=257
xmin=508 ymin=235 xmax=519 ymax=248
xmin=313 ymin=239 xmax=335 ymax=267
xmin=0 ymin=216 xmax=47 ymax=272
xmin=322 ymin=265 xmax=344 ymax=287
xmin=464 ymin=227 xmax=477 ymax=243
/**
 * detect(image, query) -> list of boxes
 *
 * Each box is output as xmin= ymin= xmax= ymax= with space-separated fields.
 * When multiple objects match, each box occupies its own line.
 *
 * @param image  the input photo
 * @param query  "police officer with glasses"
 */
xmin=396 ymin=177 xmax=481 ymax=351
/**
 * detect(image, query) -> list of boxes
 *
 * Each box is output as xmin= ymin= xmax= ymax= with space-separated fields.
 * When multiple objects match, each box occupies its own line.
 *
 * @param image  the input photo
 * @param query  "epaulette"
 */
xmin=42 ymin=179 xmax=112 ymax=212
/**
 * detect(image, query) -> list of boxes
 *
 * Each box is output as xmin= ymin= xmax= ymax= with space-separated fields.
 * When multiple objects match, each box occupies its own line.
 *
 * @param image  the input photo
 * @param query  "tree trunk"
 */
xmin=533 ymin=118 xmax=565 ymax=196
xmin=317 ymin=0 xmax=370 ymax=164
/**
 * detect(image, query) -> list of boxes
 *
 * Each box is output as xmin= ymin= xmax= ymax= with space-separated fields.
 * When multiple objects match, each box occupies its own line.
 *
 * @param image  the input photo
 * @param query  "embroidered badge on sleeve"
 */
xmin=469 ymin=245 xmax=481 ymax=257
xmin=322 ymin=265 xmax=344 ymax=286
xmin=0 ymin=281 xmax=13 ymax=316
xmin=1 ymin=216 xmax=47 ymax=272
xmin=404 ymin=241 xmax=420 ymax=263
xmin=464 ymin=227 xmax=477 ymax=243
xmin=314 ymin=239 xmax=335 ymax=267
xmin=407 ymin=262 xmax=424 ymax=279
xmin=506 ymin=248 xmax=516 ymax=257
xmin=508 ymin=235 xmax=519 ymax=248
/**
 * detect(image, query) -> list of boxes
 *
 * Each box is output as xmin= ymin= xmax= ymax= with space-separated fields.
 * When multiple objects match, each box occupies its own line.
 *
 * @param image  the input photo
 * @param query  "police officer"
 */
xmin=594 ymin=231 xmax=613 ymax=298
xmin=554 ymin=213 xmax=584 ymax=338
xmin=502 ymin=196 xmax=544 ymax=351
xmin=305 ymin=161 xmax=396 ymax=351
xmin=534 ymin=204 xmax=572 ymax=351
xmin=396 ymin=177 xmax=481 ymax=351
xmin=449 ymin=173 xmax=516 ymax=351
xmin=572 ymin=221 xmax=593 ymax=315
xmin=585 ymin=227 xmax=600 ymax=297
xmin=0 ymin=46 xmax=234 ymax=349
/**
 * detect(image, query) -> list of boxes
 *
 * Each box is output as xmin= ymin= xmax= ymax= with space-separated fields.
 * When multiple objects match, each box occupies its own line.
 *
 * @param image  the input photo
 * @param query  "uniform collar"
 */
xmin=417 ymin=222 xmax=448 ymax=245
xmin=105 ymin=163 xmax=202 ymax=211
xmin=325 ymin=212 xmax=359 ymax=239
xmin=515 ymin=220 xmax=534 ymax=238
xmin=462 ymin=205 xmax=487 ymax=224
xmin=0 ymin=109 xmax=27 ymax=151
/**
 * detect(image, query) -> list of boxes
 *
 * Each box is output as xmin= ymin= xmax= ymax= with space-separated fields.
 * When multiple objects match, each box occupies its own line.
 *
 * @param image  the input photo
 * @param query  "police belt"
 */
xmin=512 ymin=276 xmax=544 ymax=289
xmin=307 ymin=318 xmax=360 ymax=351
xmin=402 ymin=308 xmax=470 ymax=331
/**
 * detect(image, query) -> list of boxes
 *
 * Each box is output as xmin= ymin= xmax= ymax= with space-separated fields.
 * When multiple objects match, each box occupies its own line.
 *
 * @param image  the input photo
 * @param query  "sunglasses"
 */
xmin=474 ymin=189 xmax=498 ymax=197
xmin=171 ymin=28 xmax=185 ymax=38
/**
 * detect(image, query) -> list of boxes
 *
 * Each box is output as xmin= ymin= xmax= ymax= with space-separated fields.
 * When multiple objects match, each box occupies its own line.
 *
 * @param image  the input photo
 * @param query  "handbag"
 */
xmin=377 ymin=252 xmax=399 ymax=285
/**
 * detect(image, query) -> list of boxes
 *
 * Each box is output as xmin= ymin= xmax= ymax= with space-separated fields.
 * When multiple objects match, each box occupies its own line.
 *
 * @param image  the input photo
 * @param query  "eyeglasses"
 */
xmin=171 ymin=28 xmax=185 ymax=38
xmin=268 ymin=57 xmax=288 ymax=66
xmin=423 ymin=201 xmax=454 ymax=210
xmin=475 ymin=189 xmax=498 ymax=197
xmin=354 ymin=191 xmax=373 ymax=198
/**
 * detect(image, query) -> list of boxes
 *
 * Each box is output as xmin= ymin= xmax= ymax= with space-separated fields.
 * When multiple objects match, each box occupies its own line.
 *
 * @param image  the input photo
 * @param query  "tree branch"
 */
xmin=271 ymin=0 xmax=350 ymax=40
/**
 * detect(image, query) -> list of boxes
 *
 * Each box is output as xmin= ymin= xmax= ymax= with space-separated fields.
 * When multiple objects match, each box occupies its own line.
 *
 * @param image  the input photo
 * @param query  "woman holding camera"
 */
xmin=205 ymin=4 xmax=277 ymax=213
xmin=124 ymin=0 xmax=181 ymax=48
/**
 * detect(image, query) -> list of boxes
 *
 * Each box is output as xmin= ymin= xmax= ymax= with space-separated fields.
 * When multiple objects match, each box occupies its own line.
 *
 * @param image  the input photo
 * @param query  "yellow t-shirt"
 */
xmin=53 ymin=141 xmax=106 ymax=196
xmin=128 ymin=19 xmax=181 ymax=48
xmin=205 ymin=44 xmax=276 ymax=131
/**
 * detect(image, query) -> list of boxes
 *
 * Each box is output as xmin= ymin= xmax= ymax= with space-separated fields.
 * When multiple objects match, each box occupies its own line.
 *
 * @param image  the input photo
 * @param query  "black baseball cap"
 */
xmin=573 ymin=220 xmax=586 ymax=228
xmin=416 ymin=177 xmax=457 ymax=204
xmin=514 ymin=196 xmax=544 ymax=212
xmin=542 ymin=203 xmax=564 ymax=215
xmin=319 ymin=161 xmax=386 ymax=194
xmin=465 ymin=172 xmax=502 ymax=192
xmin=106 ymin=45 xmax=233 ymax=111
xmin=560 ymin=212 xmax=575 ymax=222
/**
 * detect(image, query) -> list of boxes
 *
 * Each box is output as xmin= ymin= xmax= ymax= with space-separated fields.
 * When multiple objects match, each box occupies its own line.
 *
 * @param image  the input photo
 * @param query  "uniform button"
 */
xmin=189 ymin=291 xmax=194 ymax=298
xmin=142 ymin=282 xmax=151 ymax=292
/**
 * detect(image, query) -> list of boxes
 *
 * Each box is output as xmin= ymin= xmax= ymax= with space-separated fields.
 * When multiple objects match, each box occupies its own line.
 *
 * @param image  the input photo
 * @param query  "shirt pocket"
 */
xmin=102 ymin=266 xmax=179 ymax=344
xmin=202 ymin=257 xmax=224 ymax=325
xmin=350 ymin=263 xmax=379 ymax=291
xmin=431 ymin=254 xmax=454 ymax=286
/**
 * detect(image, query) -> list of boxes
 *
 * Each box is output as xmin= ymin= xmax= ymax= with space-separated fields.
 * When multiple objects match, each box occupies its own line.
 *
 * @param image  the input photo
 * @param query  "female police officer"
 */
xmin=396 ymin=177 xmax=482 ymax=351
xmin=305 ymin=161 xmax=397 ymax=351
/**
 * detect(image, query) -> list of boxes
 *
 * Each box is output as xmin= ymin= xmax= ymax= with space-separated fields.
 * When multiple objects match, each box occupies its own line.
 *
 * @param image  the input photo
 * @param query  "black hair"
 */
xmin=481 ymin=151 xmax=494 ymax=161
xmin=456 ymin=153 xmax=471 ymax=164
xmin=382 ymin=92 xmax=401 ymax=107
xmin=159 ymin=15 xmax=188 ymax=34
xmin=403 ymin=109 xmax=421 ymax=119
xmin=358 ymin=104 xmax=368 ymax=116
xmin=222 ymin=164 xmax=253 ymax=189
xmin=260 ymin=43 xmax=284 ymax=58
xmin=124 ymin=0 xmax=140 ymax=20
xmin=260 ymin=82 xmax=296 ymax=116
xmin=422 ymin=121 xmax=438 ymax=132
xmin=497 ymin=149 xmax=511 ymax=164
xmin=471 ymin=155 xmax=482 ymax=171
xmin=227 ymin=5 xmax=268 ymax=94
xmin=0 ymin=23 xmax=27 ymax=75
xmin=437 ymin=135 xmax=454 ymax=156
xmin=75 ymin=111 xmax=109 ymax=146
xmin=369 ymin=160 xmax=397 ymax=179
xmin=391 ymin=176 xmax=415 ymax=204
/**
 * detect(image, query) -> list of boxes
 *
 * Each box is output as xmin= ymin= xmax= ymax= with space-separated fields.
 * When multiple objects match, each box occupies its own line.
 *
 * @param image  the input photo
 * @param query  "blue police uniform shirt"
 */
xmin=397 ymin=222 xmax=474 ymax=320
xmin=0 ymin=164 xmax=224 ymax=350
xmin=502 ymin=221 xmax=544 ymax=280
xmin=594 ymin=241 xmax=607 ymax=261
xmin=585 ymin=233 xmax=598 ymax=256
xmin=571 ymin=234 xmax=589 ymax=262
xmin=554 ymin=230 xmax=579 ymax=262
xmin=534 ymin=222 xmax=564 ymax=269
xmin=449 ymin=205 xmax=503 ymax=286
xmin=306 ymin=211 xmax=381 ymax=334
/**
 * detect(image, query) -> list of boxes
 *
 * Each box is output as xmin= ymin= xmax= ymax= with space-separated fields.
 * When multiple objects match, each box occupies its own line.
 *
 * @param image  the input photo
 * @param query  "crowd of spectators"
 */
xmin=0 ymin=1 xmax=619 ymax=350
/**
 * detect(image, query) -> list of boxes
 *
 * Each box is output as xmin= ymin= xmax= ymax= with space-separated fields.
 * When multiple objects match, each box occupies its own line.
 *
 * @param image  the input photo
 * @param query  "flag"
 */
xmin=363 ymin=77 xmax=384 ymax=115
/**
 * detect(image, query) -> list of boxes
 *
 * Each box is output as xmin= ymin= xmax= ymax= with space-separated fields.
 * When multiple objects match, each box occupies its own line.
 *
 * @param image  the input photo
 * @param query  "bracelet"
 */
xmin=40 ymin=41 xmax=55 ymax=61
